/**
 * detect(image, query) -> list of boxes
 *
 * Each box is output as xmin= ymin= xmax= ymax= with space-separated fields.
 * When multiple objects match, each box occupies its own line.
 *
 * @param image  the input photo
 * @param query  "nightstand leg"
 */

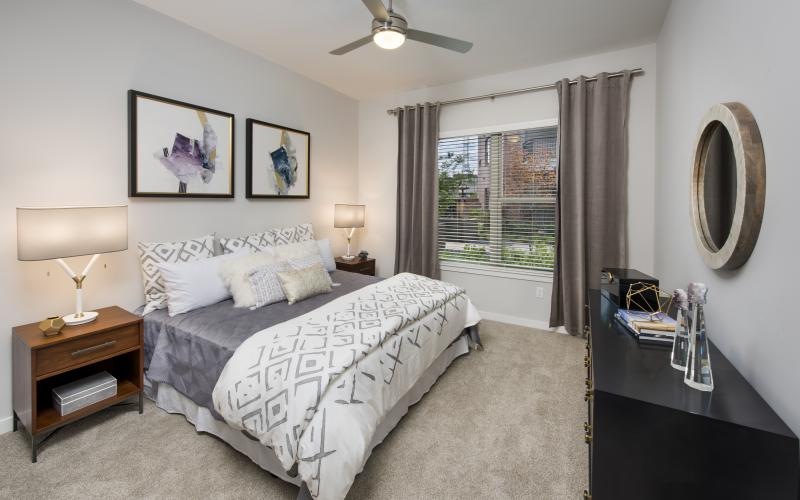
xmin=31 ymin=436 xmax=38 ymax=464
xmin=12 ymin=412 xmax=18 ymax=432
xmin=138 ymin=392 xmax=143 ymax=414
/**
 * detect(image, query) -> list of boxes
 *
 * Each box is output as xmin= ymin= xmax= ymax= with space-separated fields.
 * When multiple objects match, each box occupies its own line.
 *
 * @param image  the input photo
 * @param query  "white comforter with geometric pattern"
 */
xmin=212 ymin=273 xmax=480 ymax=500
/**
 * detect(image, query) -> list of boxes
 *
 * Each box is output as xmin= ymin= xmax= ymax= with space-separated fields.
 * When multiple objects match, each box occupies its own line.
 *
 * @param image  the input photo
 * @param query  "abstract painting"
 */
xmin=246 ymin=118 xmax=310 ymax=198
xmin=128 ymin=90 xmax=234 ymax=197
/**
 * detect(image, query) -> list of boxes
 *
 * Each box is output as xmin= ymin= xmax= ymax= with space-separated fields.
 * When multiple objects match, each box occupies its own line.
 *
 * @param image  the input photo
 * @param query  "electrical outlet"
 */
xmin=535 ymin=287 xmax=544 ymax=298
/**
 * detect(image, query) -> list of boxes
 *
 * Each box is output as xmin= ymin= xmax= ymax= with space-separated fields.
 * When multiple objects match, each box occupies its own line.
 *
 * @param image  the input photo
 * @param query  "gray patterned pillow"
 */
xmin=220 ymin=223 xmax=315 ymax=254
xmin=270 ymin=223 xmax=314 ymax=246
xmin=137 ymin=234 xmax=214 ymax=315
xmin=277 ymin=263 xmax=332 ymax=305
xmin=219 ymin=230 xmax=274 ymax=254
xmin=247 ymin=260 xmax=291 ymax=309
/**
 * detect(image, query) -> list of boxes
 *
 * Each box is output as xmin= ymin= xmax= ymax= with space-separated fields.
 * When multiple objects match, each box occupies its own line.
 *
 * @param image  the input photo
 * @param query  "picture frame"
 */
xmin=246 ymin=118 xmax=311 ymax=199
xmin=128 ymin=90 xmax=234 ymax=198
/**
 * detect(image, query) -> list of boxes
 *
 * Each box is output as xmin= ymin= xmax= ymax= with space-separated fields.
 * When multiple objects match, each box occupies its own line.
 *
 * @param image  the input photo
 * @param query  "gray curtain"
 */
xmin=395 ymin=102 xmax=441 ymax=279
xmin=549 ymin=72 xmax=632 ymax=336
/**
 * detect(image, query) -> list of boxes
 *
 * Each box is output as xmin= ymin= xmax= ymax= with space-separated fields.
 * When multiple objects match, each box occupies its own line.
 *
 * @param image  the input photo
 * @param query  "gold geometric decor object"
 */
xmin=626 ymin=282 xmax=673 ymax=321
xmin=38 ymin=316 xmax=66 ymax=337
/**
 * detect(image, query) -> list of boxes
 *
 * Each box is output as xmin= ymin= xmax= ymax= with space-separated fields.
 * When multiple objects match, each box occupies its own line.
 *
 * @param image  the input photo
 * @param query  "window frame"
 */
xmin=438 ymin=119 xmax=558 ymax=280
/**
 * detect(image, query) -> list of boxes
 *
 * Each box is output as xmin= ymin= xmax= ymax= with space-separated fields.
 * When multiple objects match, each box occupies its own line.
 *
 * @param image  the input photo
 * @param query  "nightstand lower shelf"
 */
xmin=33 ymin=379 xmax=141 ymax=434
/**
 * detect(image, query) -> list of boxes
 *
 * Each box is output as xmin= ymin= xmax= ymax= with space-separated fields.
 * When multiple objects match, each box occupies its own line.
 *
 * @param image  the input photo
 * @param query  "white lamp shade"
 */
xmin=17 ymin=205 xmax=128 ymax=261
xmin=334 ymin=204 xmax=365 ymax=228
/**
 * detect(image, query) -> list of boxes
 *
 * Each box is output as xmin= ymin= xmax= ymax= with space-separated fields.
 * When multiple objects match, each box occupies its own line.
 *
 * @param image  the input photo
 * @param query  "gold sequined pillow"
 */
xmin=276 ymin=263 xmax=332 ymax=305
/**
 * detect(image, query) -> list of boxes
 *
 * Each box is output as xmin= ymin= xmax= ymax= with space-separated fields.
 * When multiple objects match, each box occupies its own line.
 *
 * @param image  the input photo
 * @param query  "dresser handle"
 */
xmin=583 ymin=489 xmax=592 ymax=499
xmin=584 ymin=355 xmax=591 ymax=368
xmin=584 ymin=432 xmax=592 ymax=444
xmin=584 ymin=388 xmax=594 ymax=401
xmin=71 ymin=340 xmax=116 ymax=357
xmin=585 ymin=378 xmax=592 ymax=388
xmin=584 ymin=422 xmax=592 ymax=432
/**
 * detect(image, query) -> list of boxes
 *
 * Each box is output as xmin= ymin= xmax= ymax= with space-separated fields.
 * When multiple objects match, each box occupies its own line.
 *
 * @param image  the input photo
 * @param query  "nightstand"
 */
xmin=12 ymin=306 xmax=143 ymax=462
xmin=335 ymin=256 xmax=376 ymax=276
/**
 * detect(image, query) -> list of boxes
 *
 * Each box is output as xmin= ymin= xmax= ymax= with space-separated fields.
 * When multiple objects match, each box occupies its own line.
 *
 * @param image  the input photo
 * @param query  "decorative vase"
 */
xmin=670 ymin=289 xmax=690 ymax=371
xmin=684 ymin=283 xmax=713 ymax=391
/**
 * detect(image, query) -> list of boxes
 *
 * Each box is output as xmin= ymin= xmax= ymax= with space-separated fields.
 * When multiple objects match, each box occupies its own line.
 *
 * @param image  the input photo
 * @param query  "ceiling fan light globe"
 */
xmin=373 ymin=29 xmax=405 ymax=50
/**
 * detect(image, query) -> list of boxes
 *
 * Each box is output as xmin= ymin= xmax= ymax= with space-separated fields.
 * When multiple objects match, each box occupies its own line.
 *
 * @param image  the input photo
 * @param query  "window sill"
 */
xmin=440 ymin=261 xmax=553 ymax=283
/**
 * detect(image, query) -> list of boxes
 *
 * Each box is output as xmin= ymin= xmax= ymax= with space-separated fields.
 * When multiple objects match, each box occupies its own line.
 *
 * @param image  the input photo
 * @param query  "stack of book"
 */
xmin=614 ymin=309 xmax=676 ymax=345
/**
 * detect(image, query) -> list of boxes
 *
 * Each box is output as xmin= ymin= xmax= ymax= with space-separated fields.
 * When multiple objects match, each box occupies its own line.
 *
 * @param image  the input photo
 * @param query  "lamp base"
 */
xmin=340 ymin=255 xmax=356 ymax=260
xmin=62 ymin=311 xmax=99 ymax=326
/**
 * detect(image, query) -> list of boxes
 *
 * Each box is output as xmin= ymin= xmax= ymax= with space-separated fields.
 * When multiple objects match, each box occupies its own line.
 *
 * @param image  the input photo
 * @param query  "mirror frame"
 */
xmin=691 ymin=102 xmax=765 ymax=270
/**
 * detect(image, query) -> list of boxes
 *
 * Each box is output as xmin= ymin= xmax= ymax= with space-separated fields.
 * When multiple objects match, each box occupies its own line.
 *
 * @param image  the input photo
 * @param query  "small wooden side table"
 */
xmin=12 ymin=306 xmax=143 ymax=462
xmin=335 ymin=256 xmax=376 ymax=276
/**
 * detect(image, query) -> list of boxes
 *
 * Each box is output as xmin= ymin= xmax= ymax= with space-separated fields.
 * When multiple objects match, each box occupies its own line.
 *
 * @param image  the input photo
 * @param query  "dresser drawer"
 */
xmin=36 ymin=325 xmax=140 ymax=377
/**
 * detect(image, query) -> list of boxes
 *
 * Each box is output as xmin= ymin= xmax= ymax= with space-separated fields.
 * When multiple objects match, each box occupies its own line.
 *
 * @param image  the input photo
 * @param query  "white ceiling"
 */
xmin=134 ymin=0 xmax=670 ymax=100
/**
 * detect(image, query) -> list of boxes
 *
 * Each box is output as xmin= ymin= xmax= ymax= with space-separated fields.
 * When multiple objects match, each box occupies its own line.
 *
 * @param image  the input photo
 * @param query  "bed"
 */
xmin=142 ymin=269 xmax=481 ymax=500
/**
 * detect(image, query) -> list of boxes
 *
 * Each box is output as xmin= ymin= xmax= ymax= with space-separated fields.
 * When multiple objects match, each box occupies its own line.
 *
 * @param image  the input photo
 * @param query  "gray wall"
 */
xmin=656 ymin=0 xmax=800 ymax=435
xmin=0 ymin=0 xmax=359 ymax=431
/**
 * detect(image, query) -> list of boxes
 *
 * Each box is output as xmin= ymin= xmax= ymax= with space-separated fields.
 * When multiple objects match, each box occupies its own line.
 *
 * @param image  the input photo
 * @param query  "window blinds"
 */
xmin=437 ymin=126 xmax=558 ymax=272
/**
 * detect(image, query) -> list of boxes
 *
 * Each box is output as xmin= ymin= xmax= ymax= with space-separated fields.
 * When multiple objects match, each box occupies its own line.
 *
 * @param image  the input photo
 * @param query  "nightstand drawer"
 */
xmin=351 ymin=262 xmax=375 ymax=274
xmin=36 ymin=325 xmax=140 ymax=377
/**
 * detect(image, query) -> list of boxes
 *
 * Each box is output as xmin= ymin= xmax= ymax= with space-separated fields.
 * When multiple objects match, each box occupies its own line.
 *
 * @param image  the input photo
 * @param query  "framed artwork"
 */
xmin=128 ymin=90 xmax=234 ymax=198
xmin=246 ymin=118 xmax=310 ymax=198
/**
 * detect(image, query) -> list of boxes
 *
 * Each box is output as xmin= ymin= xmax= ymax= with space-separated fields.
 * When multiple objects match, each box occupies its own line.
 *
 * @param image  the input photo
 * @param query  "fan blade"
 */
xmin=406 ymin=29 xmax=473 ymax=53
xmin=329 ymin=35 xmax=374 ymax=55
xmin=361 ymin=0 xmax=389 ymax=21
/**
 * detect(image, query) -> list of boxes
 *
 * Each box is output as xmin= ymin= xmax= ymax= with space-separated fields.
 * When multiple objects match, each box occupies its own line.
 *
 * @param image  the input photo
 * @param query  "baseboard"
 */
xmin=478 ymin=310 xmax=568 ymax=334
xmin=0 ymin=415 xmax=13 ymax=435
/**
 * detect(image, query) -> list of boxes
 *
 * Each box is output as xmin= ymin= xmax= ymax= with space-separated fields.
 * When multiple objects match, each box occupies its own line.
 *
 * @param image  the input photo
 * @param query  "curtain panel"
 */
xmin=549 ymin=71 xmax=632 ymax=335
xmin=395 ymin=102 xmax=441 ymax=279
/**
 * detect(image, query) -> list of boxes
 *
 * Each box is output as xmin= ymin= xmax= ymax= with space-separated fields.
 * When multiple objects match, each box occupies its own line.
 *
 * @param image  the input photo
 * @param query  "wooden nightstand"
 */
xmin=335 ymin=256 xmax=376 ymax=276
xmin=12 ymin=306 xmax=143 ymax=462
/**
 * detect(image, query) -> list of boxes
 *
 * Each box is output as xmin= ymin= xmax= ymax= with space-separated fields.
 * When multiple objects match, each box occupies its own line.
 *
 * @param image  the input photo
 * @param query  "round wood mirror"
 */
xmin=691 ymin=103 xmax=765 ymax=270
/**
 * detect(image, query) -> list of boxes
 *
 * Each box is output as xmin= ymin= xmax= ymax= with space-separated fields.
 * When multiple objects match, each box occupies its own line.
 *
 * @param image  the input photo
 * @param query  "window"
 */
xmin=437 ymin=124 xmax=558 ymax=273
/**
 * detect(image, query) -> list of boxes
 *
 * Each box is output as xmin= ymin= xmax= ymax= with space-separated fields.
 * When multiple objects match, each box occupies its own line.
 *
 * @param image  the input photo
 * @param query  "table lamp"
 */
xmin=17 ymin=205 xmax=128 ymax=326
xmin=333 ymin=204 xmax=365 ymax=260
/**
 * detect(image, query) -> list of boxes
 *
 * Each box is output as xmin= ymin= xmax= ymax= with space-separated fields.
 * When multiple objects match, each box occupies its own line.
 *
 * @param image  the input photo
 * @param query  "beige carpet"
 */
xmin=0 ymin=320 xmax=586 ymax=499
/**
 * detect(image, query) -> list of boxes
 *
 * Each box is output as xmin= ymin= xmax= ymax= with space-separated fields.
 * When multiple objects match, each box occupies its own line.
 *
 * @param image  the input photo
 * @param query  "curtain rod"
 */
xmin=386 ymin=68 xmax=644 ymax=115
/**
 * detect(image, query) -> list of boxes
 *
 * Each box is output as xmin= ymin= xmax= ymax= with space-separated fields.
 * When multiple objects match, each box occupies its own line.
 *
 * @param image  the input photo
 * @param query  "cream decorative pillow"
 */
xmin=287 ymin=253 xmax=333 ymax=284
xmin=277 ymin=263 xmax=332 ymax=305
xmin=247 ymin=260 xmax=291 ymax=309
xmin=218 ymin=251 xmax=281 ymax=308
xmin=137 ymin=234 xmax=214 ymax=315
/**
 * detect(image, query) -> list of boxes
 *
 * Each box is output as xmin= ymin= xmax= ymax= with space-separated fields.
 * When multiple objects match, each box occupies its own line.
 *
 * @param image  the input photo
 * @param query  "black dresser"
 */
xmin=585 ymin=290 xmax=799 ymax=499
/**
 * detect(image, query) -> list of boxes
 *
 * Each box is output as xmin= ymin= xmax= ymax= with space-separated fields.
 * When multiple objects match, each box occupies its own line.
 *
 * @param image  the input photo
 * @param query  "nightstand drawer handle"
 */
xmin=71 ymin=340 xmax=116 ymax=357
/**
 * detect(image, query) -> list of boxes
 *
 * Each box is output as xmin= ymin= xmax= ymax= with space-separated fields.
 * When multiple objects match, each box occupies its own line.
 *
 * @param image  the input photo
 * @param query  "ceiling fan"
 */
xmin=330 ymin=0 xmax=473 ymax=55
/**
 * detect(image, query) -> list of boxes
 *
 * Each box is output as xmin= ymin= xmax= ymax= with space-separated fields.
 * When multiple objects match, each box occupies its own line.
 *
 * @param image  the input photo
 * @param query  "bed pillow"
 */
xmin=287 ymin=253 xmax=333 ymax=284
xmin=270 ymin=222 xmax=314 ymax=246
xmin=220 ymin=223 xmax=315 ymax=254
xmin=219 ymin=251 xmax=281 ymax=308
xmin=247 ymin=260 xmax=292 ymax=309
xmin=277 ymin=263 xmax=332 ymax=305
xmin=158 ymin=252 xmax=245 ymax=316
xmin=316 ymin=239 xmax=336 ymax=272
xmin=138 ymin=234 xmax=215 ymax=315
xmin=219 ymin=230 xmax=274 ymax=254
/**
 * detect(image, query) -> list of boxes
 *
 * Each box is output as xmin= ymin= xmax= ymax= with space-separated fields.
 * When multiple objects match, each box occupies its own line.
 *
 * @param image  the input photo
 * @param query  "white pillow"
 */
xmin=316 ymin=239 xmax=336 ymax=272
xmin=219 ymin=251 xmax=281 ymax=308
xmin=271 ymin=239 xmax=320 ymax=261
xmin=158 ymin=251 xmax=245 ymax=316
